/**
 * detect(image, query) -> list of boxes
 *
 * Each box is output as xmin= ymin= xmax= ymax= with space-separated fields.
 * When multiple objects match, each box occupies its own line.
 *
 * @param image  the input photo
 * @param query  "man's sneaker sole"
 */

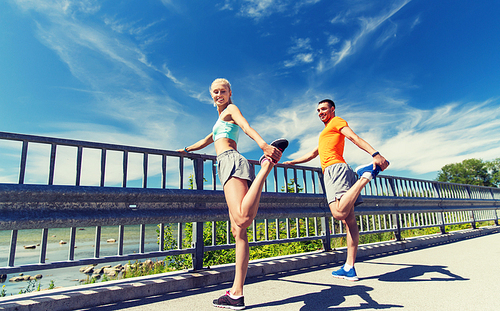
xmin=332 ymin=274 xmax=359 ymax=282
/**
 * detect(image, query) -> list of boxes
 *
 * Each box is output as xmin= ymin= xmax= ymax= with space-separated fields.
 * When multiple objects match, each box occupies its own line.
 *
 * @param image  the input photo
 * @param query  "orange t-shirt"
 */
xmin=318 ymin=116 xmax=347 ymax=170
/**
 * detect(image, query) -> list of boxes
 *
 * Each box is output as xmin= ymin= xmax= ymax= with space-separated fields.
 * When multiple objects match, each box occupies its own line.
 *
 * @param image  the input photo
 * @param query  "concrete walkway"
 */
xmin=1 ymin=227 xmax=499 ymax=311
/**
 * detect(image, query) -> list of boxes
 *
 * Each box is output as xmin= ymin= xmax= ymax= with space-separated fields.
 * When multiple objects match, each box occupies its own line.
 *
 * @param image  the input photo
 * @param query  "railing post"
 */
xmin=39 ymin=228 xmax=48 ymax=264
xmin=434 ymin=182 xmax=441 ymax=199
xmin=470 ymin=211 xmax=477 ymax=229
xmin=392 ymin=214 xmax=402 ymax=241
xmin=94 ymin=226 xmax=101 ymax=258
xmin=321 ymin=217 xmax=331 ymax=251
xmin=388 ymin=177 xmax=397 ymax=197
xmin=193 ymin=158 xmax=204 ymax=190
xmin=318 ymin=171 xmax=326 ymax=195
xmin=191 ymin=158 xmax=205 ymax=271
xmin=438 ymin=212 xmax=447 ymax=234
xmin=68 ymin=227 xmax=77 ymax=261
xmin=434 ymin=183 xmax=447 ymax=234
xmin=48 ymin=143 xmax=57 ymax=185
xmin=140 ymin=224 xmax=146 ymax=253
xmin=76 ymin=146 xmax=83 ymax=186
xmin=159 ymin=223 xmax=165 ymax=251
xmin=192 ymin=221 xmax=205 ymax=271
xmin=8 ymin=230 xmax=18 ymax=267
xmin=118 ymin=225 xmax=124 ymax=255
xmin=18 ymin=141 xmax=28 ymax=184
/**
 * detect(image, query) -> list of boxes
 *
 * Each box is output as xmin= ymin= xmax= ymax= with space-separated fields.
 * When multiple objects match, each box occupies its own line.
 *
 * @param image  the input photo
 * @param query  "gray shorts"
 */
xmin=324 ymin=163 xmax=363 ymax=206
xmin=217 ymin=149 xmax=255 ymax=187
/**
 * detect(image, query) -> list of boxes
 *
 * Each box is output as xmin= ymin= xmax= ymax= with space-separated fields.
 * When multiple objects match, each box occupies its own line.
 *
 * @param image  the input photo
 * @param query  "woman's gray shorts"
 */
xmin=217 ymin=149 xmax=255 ymax=187
xmin=323 ymin=163 xmax=363 ymax=206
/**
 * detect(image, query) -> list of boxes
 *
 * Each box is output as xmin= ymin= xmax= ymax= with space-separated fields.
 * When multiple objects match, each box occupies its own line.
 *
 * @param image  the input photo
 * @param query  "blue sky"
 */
xmin=1 ymin=0 xmax=500 ymax=183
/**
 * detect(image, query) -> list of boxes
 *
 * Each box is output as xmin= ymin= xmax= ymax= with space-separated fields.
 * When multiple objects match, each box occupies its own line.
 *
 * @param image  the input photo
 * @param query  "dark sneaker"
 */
xmin=259 ymin=154 xmax=269 ymax=165
xmin=213 ymin=291 xmax=245 ymax=310
xmin=260 ymin=138 xmax=289 ymax=165
xmin=270 ymin=138 xmax=289 ymax=152
xmin=332 ymin=265 xmax=359 ymax=281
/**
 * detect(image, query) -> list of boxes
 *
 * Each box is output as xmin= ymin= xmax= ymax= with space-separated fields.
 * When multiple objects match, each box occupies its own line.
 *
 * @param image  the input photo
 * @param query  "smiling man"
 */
xmin=283 ymin=99 xmax=389 ymax=281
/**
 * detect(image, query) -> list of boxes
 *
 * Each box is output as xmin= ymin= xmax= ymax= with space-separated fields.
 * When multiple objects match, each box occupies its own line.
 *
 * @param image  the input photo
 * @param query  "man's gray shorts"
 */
xmin=323 ymin=163 xmax=363 ymax=206
xmin=217 ymin=149 xmax=255 ymax=187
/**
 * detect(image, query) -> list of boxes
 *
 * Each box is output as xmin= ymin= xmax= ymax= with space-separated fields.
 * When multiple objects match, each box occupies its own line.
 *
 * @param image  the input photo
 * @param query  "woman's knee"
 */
xmin=231 ymin=222 xmax=250 ymax=238
xmin=229 ymin=212 xmax=253 ymax=228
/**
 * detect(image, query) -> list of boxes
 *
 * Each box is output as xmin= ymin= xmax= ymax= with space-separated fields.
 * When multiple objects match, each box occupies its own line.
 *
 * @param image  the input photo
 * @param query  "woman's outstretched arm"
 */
xmin=177 ymin=133 xmax=214 ymax=153
xmin=228 ymin=105 xmax=281 ymax=161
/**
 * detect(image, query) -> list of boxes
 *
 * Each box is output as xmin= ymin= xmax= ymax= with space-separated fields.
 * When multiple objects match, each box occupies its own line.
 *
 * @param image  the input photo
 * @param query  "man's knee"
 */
xmin=329 ymin=203 xmax=349 ymax=220
xmin=333 ymin=212 xmax=348 ymax=221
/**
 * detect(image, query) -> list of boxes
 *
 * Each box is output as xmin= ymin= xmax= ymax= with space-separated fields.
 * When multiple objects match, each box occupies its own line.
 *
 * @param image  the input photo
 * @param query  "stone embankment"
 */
xmin=8 ymin=274 xmax=43 ymax=282
xmin=78 ymin=259 xmax=162 ymax=282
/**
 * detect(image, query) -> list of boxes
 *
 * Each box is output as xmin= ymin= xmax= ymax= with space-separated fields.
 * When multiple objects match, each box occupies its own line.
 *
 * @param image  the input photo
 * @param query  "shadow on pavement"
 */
xmin=250 ymin=279 xmax=403 ymax=310
xmin=78 ymin=262 xmax=404 ymax=310
xmin=362 ymin=262 xmax=469 ymax=282
xmin=76 ymin=242 xmax=472 ymax=310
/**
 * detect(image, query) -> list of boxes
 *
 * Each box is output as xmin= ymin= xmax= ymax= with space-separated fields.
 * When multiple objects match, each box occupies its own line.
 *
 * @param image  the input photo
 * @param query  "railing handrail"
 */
xmin=1 ymin=130 xmax=499 ymax=275
xmin=1 ymin=183 xmax=498 ymax=231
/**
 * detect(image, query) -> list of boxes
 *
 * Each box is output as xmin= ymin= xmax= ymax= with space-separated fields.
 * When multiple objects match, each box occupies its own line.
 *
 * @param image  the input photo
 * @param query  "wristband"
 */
xmin=184 ymin=147 xmax=189 ymax=153
xmin=371 ymin=151 xmax=380 ymax=157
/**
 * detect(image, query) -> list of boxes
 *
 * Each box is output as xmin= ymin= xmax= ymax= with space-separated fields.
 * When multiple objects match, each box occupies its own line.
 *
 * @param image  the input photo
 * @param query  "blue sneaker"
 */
xmin=332 ymin=265 xmax=358 ymax=281
xmin=355 ymin=161 xmax=389 ymax=180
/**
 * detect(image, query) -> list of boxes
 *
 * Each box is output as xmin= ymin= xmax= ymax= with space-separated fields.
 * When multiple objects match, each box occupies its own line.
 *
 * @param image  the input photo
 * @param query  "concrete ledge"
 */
xmin=0 ymin=226 xmax=498 ymax=311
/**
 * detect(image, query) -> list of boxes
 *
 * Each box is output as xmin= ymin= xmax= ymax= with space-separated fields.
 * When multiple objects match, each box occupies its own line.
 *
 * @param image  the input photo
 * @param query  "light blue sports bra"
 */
xmin=213 ymin=107 xmax=239 ymax=143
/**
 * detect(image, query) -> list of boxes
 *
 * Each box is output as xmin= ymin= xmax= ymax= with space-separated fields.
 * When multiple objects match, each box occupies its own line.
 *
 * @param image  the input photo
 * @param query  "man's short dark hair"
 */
xmin=318 ymin=99 xmax=335 ymax=109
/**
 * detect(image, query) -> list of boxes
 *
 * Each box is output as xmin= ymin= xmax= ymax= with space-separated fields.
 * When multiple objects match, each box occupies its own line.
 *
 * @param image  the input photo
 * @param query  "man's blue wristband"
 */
xmin=372 ymin=151 xmax=380 ymax=157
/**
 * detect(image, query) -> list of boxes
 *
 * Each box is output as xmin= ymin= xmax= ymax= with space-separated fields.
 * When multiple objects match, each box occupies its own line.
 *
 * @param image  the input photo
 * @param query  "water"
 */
xmin=0 ymin=225 xmax=165 ymax=296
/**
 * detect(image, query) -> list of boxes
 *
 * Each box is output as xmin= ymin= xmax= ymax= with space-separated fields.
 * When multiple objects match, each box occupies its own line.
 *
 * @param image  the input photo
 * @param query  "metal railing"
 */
xmin=0 ymin=131 xmax=499 ymax=275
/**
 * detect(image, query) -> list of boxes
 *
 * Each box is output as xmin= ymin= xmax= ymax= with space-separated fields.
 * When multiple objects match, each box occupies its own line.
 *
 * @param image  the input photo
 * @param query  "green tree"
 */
xmin=486 ymin=158 xmax=500 ymax=187
xmin=280 ymin=178 xmax=304 ymax=193
xmin=436 ymin=158 xmax=495 ymax=187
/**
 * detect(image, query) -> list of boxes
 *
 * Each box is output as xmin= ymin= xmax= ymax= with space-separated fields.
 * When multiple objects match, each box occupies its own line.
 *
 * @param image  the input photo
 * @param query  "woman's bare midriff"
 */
xmin=214 ymin=138 xmax=237 ymax=155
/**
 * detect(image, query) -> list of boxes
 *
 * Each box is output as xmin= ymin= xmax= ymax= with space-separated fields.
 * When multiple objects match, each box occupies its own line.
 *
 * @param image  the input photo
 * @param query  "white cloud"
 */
xmin=330 ymin=40 xmax=352 ymax=67
xmin=288 ymin=37 xmax=312 ymax=53
xmin=14 ymin=0 xmax=100 ymax=16
xmin=320 ymin=0 xmax=412 ymax=71
xmin=330 ymin=12 xmax=350 ymax=24
xmin=234 ymin=0 xmax=317 ymax=20
xmin=240 ymin=0 xmax=286 ymax=20
xmin=327 ymin=35 xmax=340 ymax=46
xmin=284 ymin=53 xmax=314 ymax=67
xmin=411 ymin=15 xmax=421 ymax=29
xmin=284 ymin=37 xmax=315 ymax=67
xmin=35 ymin=19 xmax=151 ymax=87
xmin=252 ymin=92 xmax=500 ymax=176
xmin=9 ymin=0 xmax=211 ymax=157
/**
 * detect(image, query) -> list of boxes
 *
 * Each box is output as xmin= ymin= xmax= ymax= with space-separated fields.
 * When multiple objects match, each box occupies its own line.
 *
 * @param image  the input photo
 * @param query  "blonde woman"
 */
xmin=179 ymin=78 xmax=288 ymax=309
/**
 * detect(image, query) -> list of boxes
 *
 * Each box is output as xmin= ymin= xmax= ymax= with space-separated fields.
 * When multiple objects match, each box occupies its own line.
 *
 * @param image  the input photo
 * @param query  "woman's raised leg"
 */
xmin=224 ymin=160 xmax=274 ymax=228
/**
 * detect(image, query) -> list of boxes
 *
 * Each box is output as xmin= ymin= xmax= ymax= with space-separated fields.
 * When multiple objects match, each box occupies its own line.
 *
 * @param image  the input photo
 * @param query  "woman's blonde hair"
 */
xmin=210 ymin=78 xmax=232 ymax=93
xmin=210 ymin=78 xmax=232 ymax=106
